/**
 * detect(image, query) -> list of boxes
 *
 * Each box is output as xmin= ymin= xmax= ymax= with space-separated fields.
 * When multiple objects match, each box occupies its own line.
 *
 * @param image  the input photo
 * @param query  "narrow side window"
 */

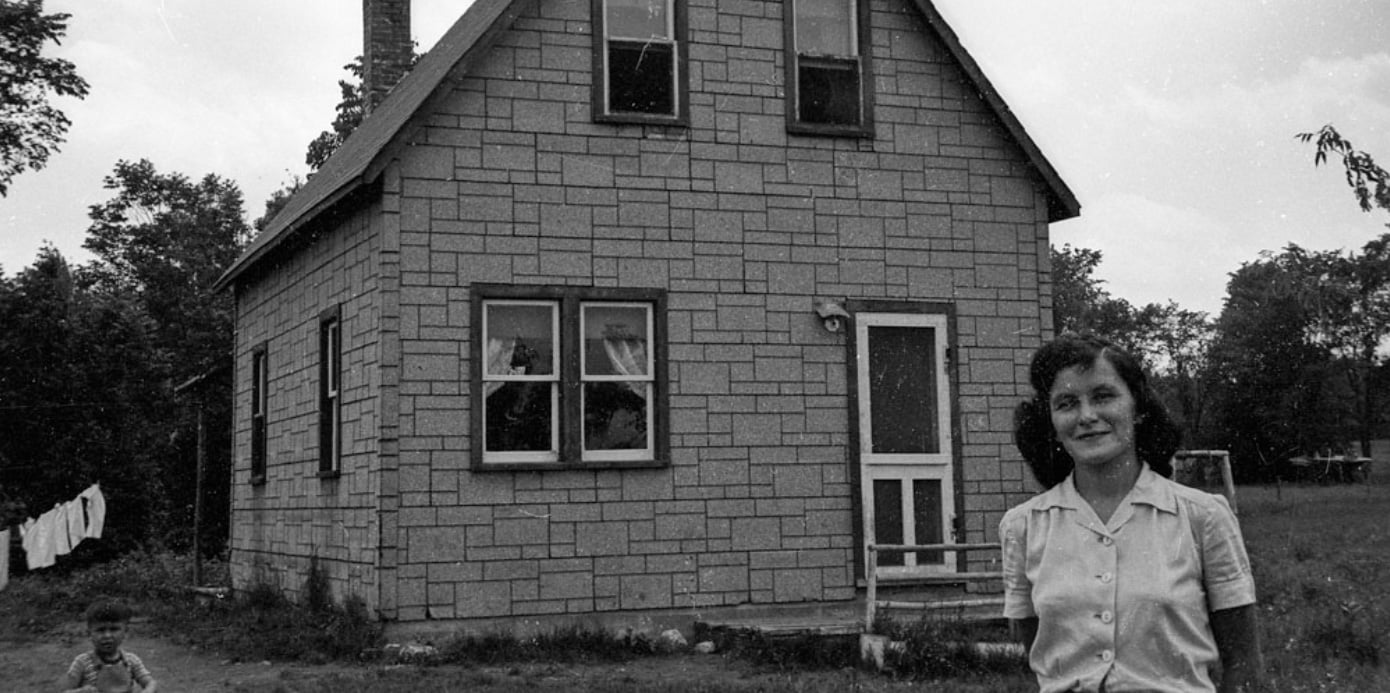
xmin=250 ymin=343 xmax=268 ymax=484
xmin=318 ymin=307 xmax=342 ymax=476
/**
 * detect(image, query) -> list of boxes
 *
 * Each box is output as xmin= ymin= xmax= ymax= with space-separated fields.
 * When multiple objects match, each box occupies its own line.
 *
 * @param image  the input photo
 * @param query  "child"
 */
xmin=60 ymin=601 xmax=159 ymax=693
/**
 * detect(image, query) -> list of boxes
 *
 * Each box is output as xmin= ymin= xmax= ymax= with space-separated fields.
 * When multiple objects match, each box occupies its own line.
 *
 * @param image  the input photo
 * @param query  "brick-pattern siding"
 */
xmin=230 ymin=204 xmax=389 ymax=611
xmin=233 ymin=0 xmax=1053 ymax=621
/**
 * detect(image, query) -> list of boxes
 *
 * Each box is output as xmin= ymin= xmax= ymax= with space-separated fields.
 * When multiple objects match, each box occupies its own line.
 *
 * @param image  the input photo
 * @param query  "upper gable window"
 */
xmin=786 ymin=0 xmax=874 ymax=136
xmin=593 ymin=0 xmax=688 ymax=125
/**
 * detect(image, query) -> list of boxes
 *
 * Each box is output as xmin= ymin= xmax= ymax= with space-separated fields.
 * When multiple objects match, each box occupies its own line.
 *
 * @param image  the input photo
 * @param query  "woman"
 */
xmin=1000 ymin=334 xmax=1263 ymax=693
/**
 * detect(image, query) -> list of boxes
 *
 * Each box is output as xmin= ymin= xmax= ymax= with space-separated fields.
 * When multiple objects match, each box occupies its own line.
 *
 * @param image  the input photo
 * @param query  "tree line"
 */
xmin=1056 ymin=125 xmax=1390 ymax=480
xmin=0 ymin=2 xmax=366 ymax=559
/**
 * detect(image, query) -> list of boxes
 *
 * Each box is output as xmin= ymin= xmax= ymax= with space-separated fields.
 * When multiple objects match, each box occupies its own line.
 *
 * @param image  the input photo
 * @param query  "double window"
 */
xmin=786 ymin=0 xmax=873 ymax=135
xmin=472 ymin=285 xmax=667 ymax=469
xmin=319 ymin=306 xmax=342 ymax=476
xmin=593 ymin=0 xmax=687 ymax=124
xmin=250 ymin=344 xmax=268 ymax=483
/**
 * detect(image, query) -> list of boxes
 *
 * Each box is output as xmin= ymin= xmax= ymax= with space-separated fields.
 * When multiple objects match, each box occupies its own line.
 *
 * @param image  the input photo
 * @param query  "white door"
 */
xmin=856 ymin=312 xmax=956 ymax=579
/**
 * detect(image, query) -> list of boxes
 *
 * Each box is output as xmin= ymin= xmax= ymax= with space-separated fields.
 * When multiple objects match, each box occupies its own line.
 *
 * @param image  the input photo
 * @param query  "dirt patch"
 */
xmin=1 ymin=621 xmax=999 ymax=692
xmin=1 ymin=623 xmax=365 ymax=693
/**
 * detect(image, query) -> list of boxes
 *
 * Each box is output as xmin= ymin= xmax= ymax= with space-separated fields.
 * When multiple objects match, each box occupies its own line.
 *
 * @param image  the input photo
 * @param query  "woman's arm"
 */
xmin=1211 ymin=604 xmax=1263 ymax=693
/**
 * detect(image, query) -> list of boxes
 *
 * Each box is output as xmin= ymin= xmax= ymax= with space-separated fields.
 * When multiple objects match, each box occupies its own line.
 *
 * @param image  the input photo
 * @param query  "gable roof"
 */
xmin=214 ymin=0 xmax=527 ymax=291
xmin=216 ymin=0 xmax=1079 ymax=291
xmin=909 ymin=0 xmax=1079 ymax=222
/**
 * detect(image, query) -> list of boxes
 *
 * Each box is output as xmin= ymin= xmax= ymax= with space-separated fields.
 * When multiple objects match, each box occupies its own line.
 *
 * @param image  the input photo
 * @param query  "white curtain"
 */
xmin=603 ymin=337 xmax=646 ymax=393
xmin=484 ymin=338 xmax=514 ymax=396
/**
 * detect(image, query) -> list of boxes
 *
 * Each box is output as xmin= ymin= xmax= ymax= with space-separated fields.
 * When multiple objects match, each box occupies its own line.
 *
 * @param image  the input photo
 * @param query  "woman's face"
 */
xmin=1048 ymin=355 xmax=1139 ymax=471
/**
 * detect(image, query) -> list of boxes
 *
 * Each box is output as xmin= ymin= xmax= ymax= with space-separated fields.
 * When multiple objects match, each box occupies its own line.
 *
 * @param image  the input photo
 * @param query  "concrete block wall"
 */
xmin=229 ymin=204 xmax=388 ymax=612
xmin=374 ymin=0 xmax=1051 ymax=621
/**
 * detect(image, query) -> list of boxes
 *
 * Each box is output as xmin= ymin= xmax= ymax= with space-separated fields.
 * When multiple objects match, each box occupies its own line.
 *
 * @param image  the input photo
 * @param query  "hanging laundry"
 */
xmin=23 ymin=507 xmax=59 ymax=569
xmin=81 ymin=484 xmax=106 ymax=539
xmin=64 ymin=498 xmax=86 ymax=552
xmin=53 ymin=503 xmax=74 ymax=556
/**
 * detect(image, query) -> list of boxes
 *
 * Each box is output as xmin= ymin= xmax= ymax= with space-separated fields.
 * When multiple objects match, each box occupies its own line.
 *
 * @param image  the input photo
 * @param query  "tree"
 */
xmin=1273 ymin=238 xmax=1390 ymax=457
xmin=303 ymin=51 xmax=419 ymax=172
xmin=0 ymin=246 xmax=169 ymax=552
xmin=1141 ymin=301 xmax=1214 ymax=438
xmin=83 ymin=159 xmax=249 ymax=382
xmin=1050 ymin=244 xmax=1147 ymax=353
xmin=305 ymin=58 xmax=367 ymax=172
xmin=0 ymin=0 xmax=89 ymax=195
xmin=1299 ymin=125 xmax=1389 ymax=216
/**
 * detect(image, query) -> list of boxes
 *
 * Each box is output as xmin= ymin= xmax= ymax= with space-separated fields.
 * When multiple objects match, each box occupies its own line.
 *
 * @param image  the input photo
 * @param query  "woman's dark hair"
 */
xmin=1014 ymin=333 xmax=1181 ymax=489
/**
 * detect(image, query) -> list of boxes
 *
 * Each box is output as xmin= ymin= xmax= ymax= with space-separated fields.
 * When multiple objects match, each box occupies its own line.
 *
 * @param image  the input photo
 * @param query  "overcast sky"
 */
xmin=3 ymin=0 xmax=1388 ymax=316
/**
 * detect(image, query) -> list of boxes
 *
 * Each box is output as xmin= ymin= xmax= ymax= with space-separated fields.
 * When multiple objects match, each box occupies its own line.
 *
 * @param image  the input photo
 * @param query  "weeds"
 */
xmin=180 ymin=578 xmax=381 ymax=663
xmin=721 ymin=631 xmax=861 ymax=672
xmin=436 ymin=624 xmax=680 ymax=666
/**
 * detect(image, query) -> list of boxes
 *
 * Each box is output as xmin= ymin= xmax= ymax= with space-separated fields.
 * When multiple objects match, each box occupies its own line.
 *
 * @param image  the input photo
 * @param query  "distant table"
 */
xmin=1288 ymin=455 xmax=1372 ymax=483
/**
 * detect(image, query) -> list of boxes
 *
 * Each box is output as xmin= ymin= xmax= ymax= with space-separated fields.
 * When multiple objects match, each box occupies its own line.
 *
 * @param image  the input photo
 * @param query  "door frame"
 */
xmin=845 ymin=300 xmax=963 ymax=584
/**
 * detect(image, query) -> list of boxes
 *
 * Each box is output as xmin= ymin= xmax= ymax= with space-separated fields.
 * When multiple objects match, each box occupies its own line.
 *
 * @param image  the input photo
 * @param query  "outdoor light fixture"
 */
xmin=813 ymin=299 xmax=851 ymax=333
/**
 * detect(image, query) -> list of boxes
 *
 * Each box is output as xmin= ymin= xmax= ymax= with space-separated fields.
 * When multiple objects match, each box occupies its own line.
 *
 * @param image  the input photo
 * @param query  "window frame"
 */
xmin=591 ymin=0 xmax=689 ymax=126
xmin=318 ymin=305 xmax=343 ymax=478
xmin=783 ymin=0 xmax=875 ymax=137
xmin=470 ymin=284 xmax=669 ymax=471
xmin=250 ymin=342 xmax=269 ymax=485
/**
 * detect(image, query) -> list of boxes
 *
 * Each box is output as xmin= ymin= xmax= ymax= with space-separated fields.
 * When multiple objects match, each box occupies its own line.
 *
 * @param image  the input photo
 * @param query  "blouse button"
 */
xmin=1099 ymin=536 xmax=1113 ymax=546
xmin=1100 ymin=610 xmax=1114 ymax=624
xmin=1100 ymin=649 xmax=1114 ymax=662
xmin=1100 ymin=572 xmax=1114 ymax=584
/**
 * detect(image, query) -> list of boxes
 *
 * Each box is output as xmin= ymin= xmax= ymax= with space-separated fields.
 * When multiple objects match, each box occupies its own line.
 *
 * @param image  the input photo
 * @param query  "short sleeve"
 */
xmin=1198 ymin=495 xmax=1257 ymax=611
xmin=999 ymin=507 xmax=1035 ymax=619
xmin=126 ymin=652 xmax=155 ymax=687
xmin=64 ymin=654 xmax=88 ymax=683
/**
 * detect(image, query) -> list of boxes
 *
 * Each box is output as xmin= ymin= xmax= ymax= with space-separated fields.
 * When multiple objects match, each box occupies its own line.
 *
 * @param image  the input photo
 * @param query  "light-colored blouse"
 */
xmin=1000 ymin=465 xmax=1256 ymax=693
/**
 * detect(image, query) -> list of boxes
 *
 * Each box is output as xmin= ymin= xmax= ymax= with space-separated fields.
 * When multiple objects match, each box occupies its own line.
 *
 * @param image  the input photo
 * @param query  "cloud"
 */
xmin=1053 ymin=194 xmax=1246 ymax=316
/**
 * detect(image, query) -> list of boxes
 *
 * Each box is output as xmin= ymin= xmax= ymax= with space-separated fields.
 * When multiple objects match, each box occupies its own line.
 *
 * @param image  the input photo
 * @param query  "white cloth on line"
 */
xmin=23 ymin=508 xmax=59 ymax=569
xmin=64 ymin=499 xmax=86 ymax=551
xmin=81 ymin=484 xmax=106 ymax=539
xmin=53 ymin=504 xmax=73 ymax=556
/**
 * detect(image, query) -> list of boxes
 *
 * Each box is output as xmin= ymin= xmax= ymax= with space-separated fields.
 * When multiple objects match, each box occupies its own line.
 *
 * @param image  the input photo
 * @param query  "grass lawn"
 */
xmin=2 ymin=477 xmax=1386 ymax=691
xmin=1237 ymin=477 xmax=1390 ymax=691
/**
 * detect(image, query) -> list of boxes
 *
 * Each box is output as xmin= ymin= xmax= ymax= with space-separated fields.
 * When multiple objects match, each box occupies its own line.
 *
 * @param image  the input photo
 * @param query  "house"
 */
xmin=215 ymin=0 xmax=1078 ymax=630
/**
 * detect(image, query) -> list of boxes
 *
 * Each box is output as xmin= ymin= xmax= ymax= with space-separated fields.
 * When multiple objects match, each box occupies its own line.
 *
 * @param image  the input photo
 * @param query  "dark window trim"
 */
xmin=250 ymin=342 xmax=269 ymax=486
xmin=590 ymin=0 xmax=690 ymax=127
xmin=470 ymin=284 xmax=670 ymax=471
xmin=783 ymin=0 xmax=875 ymax=137
xmin=318 ymin=305 xmax=343 ymax=478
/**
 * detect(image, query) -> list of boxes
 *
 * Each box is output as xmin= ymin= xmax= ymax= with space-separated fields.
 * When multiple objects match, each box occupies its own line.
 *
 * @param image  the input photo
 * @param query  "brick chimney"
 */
xmin=363 ymin=0 xmax=412 ymax=112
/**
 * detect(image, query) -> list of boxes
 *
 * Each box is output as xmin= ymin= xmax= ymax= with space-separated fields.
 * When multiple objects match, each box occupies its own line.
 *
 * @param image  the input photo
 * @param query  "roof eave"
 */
xmin=912 ymin=0 xmax=1081 ymax=223
xmin=215 ymin=0 xmax=526 ymax=293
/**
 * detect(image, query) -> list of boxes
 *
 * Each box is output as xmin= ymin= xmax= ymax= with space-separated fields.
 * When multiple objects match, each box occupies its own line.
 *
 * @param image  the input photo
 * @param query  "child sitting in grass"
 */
xmin=60 ymin=601 xmax=159 ymax=693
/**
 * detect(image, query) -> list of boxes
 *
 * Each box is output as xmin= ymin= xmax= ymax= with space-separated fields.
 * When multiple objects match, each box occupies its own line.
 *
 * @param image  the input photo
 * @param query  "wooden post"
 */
xmin=193 ymin=404 xmax=205 ymax=587
xmin=864 ymin=545 xmax=878 ymax=632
